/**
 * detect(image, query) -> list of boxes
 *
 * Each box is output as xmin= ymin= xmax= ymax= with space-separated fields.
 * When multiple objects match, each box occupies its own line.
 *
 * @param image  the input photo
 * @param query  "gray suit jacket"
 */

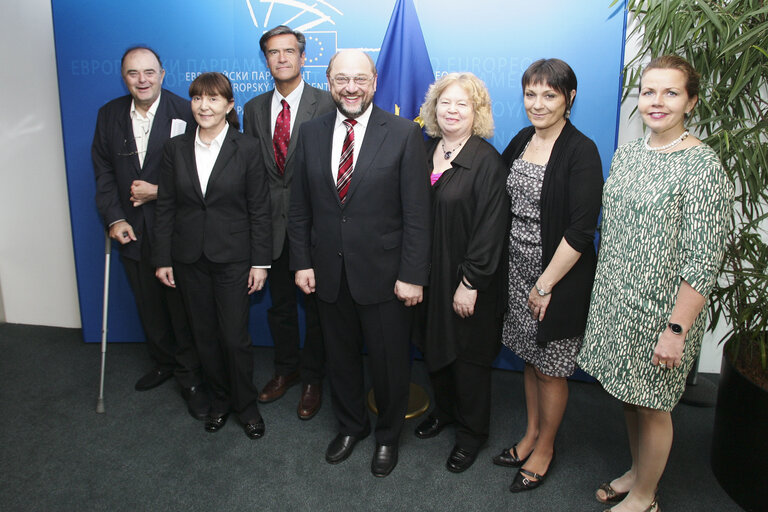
xmin=242 ymin=83 xmax=336 ymax=260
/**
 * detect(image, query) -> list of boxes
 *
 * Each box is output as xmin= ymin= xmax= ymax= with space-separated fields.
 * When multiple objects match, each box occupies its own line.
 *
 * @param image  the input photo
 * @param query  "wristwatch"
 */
xmin=535 ymin=283 xmax=551 ymax=296
xmin=668 ymin=322 xmax=683 ymax=335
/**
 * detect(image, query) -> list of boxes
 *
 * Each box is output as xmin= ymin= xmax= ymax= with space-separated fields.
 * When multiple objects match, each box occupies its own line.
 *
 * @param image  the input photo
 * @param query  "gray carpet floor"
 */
xmin=0 ymin=323 xmax=741 ymax=511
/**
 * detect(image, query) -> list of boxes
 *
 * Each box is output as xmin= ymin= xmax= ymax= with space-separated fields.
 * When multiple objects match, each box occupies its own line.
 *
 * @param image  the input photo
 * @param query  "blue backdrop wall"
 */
xmin=51 ymin=0 xmax=626 ymax=371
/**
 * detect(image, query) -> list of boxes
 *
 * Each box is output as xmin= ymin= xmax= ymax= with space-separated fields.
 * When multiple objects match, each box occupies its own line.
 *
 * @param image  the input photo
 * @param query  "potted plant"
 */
xmin=613 ymin=1 xmax=767 ymax=510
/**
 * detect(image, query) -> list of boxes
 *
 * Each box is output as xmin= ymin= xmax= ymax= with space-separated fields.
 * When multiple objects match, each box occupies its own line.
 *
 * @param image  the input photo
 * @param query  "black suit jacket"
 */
xmin=92 ymin=90 xmax=195 ymax=261
xmin=153 ymin=127 xmax=272 ymax=268
xmin=242 ymin=83 xmax=336 ymax=260
xmin=288 ymin=106 xmax=431 ymax=305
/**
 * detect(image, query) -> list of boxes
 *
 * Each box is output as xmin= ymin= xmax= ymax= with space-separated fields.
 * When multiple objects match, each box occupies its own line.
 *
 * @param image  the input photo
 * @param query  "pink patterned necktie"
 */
xmin=273 ymin=99 xmax=290 ymax=175
xmin=336 ymin=119 xmax=357 ymax=203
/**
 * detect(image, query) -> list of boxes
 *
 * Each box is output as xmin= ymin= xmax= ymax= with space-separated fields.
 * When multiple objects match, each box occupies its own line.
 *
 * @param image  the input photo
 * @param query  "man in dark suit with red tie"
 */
xmin=289 ymin=49 xmax=431 ymax=477
xmin=242 ymin=26 xmax=335 ymax=420
xmin=92 ymin=46 xmax=207 ymax=419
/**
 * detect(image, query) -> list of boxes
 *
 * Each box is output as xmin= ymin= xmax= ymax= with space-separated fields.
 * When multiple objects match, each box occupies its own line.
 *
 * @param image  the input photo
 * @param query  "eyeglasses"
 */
xmin=331 ymin=75 xmax=373 ymax=86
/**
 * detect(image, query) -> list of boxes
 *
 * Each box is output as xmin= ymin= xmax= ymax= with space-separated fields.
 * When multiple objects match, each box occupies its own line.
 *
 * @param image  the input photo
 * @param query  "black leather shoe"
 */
xmin=204 ymin=413 xmax=229 ymax=433
xmin=509 ymin=451 xmax=555 ymax=493
xmin=492 ymin=443 xmax=530 ymax=467
xmin=446 ymin=446 xmax=477 ymax=473
xmin=326 ymin=434 xmax=363 ymax=464
xmin=371 ymin=444 xmax=398 ymax=477
xmin=181 ymin=385 xmax=210 ymax=421
xmin=414 ymin=416 xmax=453 ymax=439
xmin=243 ymin=419 xmax=265 ymax=439
xmin=135 ymin=368 xmax=174 ymax=391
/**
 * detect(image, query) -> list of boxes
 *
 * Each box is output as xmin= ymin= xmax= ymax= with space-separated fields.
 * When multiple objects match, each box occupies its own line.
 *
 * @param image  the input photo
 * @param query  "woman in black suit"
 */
xmin=412 ymin=72 xmax=509 ymax=473
xmin=154 ymin=72 xmax=272 ymax=438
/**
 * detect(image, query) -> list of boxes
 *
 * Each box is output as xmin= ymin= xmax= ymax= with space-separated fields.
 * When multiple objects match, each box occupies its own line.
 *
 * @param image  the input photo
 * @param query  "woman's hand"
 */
xmin=527 ymin=285 xmax=552 ymax=321
xmin=652 ymin=328 xmax=685 ymax=369
xmin=453 ymin=283 xmax=477 ymax=318
xmin=248 ymin=268 xmax=267 ymax=294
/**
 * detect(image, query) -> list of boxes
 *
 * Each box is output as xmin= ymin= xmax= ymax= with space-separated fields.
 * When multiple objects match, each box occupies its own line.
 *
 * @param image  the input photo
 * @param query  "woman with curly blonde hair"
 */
xmin=412 ymin=72 xmax=509 ymax=473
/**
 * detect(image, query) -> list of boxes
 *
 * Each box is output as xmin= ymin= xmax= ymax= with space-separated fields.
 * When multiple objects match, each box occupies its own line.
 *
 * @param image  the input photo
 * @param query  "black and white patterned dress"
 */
xmin=578 ymin=141 xmax=733 ymax=410
xmin=502 ymin=157 xmax=582 ymax=378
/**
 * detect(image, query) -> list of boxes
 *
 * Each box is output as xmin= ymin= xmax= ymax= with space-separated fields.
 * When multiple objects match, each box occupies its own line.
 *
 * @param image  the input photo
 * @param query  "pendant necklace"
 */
xmin=441 ymin=138 xmax=465 ymax=160
xmin=644 ymin=130 xmax=689 ymax=152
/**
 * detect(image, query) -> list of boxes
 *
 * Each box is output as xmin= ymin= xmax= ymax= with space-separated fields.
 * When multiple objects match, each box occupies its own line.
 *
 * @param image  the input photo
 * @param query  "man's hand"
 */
xmin=248 ymin=268 xmax=267 ymax=294
xmin=108 ymin=220 xmax=137 ymax=245
xmin=155 ymin=267 xmax=176 ymax=288
xmin=295 ymin=269 xmax=316 ymax=295
xmin=394 ymin=280 xmax=423 ymax=307
xmin=130 ymin=180 xmax=158 ymax=207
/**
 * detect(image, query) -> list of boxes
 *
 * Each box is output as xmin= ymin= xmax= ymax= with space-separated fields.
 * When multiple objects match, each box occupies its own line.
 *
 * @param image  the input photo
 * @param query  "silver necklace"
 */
xmin=644 ymin=130 xmax=689 ymax=152
xmin=441 ymin=139 xmax=464 ymax=160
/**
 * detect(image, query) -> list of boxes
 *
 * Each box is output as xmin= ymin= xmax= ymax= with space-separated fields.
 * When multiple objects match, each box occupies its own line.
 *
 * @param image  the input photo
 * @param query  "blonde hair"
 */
xmin=420 ymin=72 xmax=494 ymax=138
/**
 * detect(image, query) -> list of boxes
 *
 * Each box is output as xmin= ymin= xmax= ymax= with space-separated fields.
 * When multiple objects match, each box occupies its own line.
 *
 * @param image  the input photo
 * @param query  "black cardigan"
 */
xmin=501 ymin=120 xmax=604 ymax=345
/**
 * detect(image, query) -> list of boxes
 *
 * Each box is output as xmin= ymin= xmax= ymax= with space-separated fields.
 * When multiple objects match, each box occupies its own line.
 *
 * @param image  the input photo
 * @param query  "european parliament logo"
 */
xmin=245 ymin=0 xmax=341 ymax=67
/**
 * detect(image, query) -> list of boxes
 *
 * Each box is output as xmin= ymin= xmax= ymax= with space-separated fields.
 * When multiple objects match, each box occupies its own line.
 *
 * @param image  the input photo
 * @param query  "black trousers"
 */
xmin=121 ymin=235 xmax=200 ymax=388
xmin=317 ymin=269 xmax=412 ymax=446
xmin=267 ymin=239 xmax=324 ymax=384
xmin=429 ymin=358 xmax=493 ymax=452
xmin=174 ymin=256 xmax=261 ymax=423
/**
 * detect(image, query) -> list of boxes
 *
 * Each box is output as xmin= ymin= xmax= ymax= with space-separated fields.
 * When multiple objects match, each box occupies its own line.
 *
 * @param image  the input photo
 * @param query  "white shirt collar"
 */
xmin=130 ymin=91 xmax=162 ymax=120
xmin=195 ymin=122 xmax=229 ymax=150
xmin=274 ymin=80 xmax=305 ymax=110
xmin=334 ymin=102 xmax=373 ymax=130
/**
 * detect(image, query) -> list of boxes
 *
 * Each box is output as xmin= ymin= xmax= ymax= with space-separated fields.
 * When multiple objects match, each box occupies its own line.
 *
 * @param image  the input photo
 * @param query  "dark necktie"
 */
xmin=273 ymin=99 xmax=290 ymax=175
xmin=336 ymin=119 xmax=357 ymax=203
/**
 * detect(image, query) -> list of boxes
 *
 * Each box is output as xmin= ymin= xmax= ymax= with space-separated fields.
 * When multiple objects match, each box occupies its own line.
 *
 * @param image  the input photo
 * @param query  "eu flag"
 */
xmin=374 ymin=0 xmax=434 ymax=124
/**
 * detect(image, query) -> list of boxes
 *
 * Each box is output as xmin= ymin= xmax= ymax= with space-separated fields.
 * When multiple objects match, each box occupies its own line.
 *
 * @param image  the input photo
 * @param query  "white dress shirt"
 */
xmin=330 ymin=104 xmax=373 ymax=182
xmin=270 ymin=80 xmax=304 ymax=137
xmin=194 ymin=123 xmax=229 ymax=196
xmin=130 ymin=92 xmax=161 ymax=168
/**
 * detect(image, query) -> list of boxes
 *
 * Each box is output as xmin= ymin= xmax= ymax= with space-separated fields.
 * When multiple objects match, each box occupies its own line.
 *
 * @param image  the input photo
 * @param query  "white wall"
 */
xmin=0 ymin=0 xmax=80 ymax=327
xmin=0 ymin=3 xmax=725 ymax=371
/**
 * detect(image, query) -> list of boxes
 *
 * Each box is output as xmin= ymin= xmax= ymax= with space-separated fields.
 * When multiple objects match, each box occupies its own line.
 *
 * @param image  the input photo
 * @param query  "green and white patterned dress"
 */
xmin=578 ymin=139 xmax=732 ymax=411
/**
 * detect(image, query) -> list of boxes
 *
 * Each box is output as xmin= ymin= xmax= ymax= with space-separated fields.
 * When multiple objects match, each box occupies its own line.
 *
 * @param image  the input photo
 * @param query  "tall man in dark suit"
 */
xmin=92 ymin=47 xmax=207 ymax=419
xmin=289 ymin=49 xmax=431 ymax=477
xmin=243 ymin=26 xmax=335 ymax=420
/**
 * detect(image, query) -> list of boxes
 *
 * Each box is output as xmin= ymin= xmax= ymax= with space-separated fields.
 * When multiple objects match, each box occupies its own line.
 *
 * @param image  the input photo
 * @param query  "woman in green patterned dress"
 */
xmin=577 ymin=56 xmax=733 ymax=512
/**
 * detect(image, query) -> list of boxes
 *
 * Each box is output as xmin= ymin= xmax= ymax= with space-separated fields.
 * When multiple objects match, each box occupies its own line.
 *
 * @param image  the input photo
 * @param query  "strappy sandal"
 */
xmin=596 ymin=482 xmax=629 ymax=504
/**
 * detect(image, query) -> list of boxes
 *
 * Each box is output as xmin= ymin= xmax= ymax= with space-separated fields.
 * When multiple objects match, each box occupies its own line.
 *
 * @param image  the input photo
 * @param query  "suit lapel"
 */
xmin=316 ymin=115 xmax=338 ymax=201
xmin=205 ymin=129 xmax=237 ymax=196
xmin=286 ymin=84 xmax=316 ymax=165
xmin=344 ymin=107 xmax=388 ymax=205
xmin=120 ymin=105 xmax=141 ymax=174
xmin=180 ymin=135 xmax=205 ymax=203
xmin=258 ymin=93 xmax=275 ymax=168
xmin=146 ymin=94 xmax=172 ymax=170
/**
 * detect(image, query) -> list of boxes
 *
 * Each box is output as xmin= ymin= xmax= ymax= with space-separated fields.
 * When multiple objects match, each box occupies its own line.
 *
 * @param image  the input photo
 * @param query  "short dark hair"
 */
xmin=259 ymin=25 xmax=306 ymax=56
xmin=521 ymin=58 xmax=578 ymax=113
xmin=121 ymin=46 xmax=163 ymax=70
xmin=188 ymin=72 xmax=240 ymax=130
xmin=642 ymin=55 xmax=700 ymax=98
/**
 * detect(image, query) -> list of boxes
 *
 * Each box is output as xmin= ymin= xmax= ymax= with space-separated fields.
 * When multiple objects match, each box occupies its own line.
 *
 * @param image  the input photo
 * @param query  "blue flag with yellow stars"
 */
xmin=374 ymin=0 xmax=434 ymax=126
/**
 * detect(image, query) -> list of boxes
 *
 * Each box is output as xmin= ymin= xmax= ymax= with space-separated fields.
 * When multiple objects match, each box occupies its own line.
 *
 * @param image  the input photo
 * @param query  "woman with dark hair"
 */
xmin=154 ymin=72 xmax=272 ymax=439
xmin=493 ymin=59 xmax=603 ymax=492
xmin=412 ymin=72 xmax=509 ymax=473
xmin=578 ymin=55 xmax=732 ymax=512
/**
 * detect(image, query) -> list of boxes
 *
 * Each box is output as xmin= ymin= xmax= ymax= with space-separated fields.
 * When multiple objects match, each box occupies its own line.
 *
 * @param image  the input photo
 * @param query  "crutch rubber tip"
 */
xmin=96 ymin=398 xmax=105 ymax=414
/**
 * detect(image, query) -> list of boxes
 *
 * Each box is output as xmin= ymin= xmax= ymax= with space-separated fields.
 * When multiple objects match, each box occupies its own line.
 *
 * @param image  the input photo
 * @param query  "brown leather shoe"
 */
xmin=258 ymin=372 xmax=299 ymax=403
xmin=297 ymin=383 xmax=322 ymax=420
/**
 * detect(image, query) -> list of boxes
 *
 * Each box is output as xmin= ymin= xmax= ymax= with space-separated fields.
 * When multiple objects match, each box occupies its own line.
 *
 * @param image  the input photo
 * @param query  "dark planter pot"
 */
xmin=711 ymin=354 xmax=768 ymax=511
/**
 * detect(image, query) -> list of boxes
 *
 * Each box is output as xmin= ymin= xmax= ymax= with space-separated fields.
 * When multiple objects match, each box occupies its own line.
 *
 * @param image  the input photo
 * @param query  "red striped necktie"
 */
xmin=273 ymin=99 xmax=290 ymax=175
xmin=336 ymin=118 xmax=357 ymax=203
